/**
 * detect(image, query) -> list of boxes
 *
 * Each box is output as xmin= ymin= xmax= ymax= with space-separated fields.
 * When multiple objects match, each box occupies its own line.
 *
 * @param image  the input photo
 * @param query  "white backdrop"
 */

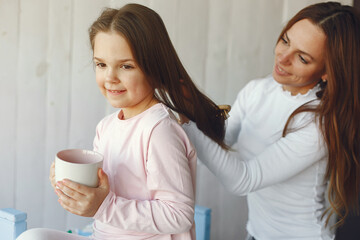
xmin=0 ymin=0 xmax=352 ymax=239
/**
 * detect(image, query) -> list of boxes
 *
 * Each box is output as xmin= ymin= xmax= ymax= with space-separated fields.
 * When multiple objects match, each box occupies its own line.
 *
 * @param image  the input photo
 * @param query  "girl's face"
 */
xmin=93 ymin=31 xmax=157 ymax=119
xmin=273 ymin=19 xmax=328 ymax=95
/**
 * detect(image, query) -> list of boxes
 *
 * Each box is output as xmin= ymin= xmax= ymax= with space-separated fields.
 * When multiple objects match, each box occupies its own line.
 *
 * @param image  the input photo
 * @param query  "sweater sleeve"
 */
xmin=225 ymin=79 xmax=261 ymax=146
xmin=182 ymin=118 xmax=326 ymax=195
xmin=93 ymin=120 xmax=196 ymax=234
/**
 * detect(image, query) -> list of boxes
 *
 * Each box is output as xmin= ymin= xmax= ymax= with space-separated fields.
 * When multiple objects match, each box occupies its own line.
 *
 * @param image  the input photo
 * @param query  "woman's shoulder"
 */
xmin=235 ymin=75 xmax=277 ymax=102
xmin=244 ymin=75 xmax=277 ymax=93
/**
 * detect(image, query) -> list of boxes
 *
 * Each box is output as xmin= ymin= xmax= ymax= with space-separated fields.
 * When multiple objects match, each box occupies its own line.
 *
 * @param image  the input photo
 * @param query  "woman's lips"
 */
xmin=275 ymin=64 xmax=290 ymax=76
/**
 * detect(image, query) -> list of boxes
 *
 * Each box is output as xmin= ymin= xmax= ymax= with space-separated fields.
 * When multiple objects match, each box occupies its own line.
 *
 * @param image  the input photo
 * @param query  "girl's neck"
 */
xmin=121 ymin=97 xmax=160 ymax=120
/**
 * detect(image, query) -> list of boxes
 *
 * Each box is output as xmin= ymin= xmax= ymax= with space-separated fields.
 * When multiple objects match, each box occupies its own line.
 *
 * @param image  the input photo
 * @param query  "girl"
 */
xmin=182 ymin=2 xmax=360 ymax=240
xmin=18 ymin=3 xmax=227 ymax=240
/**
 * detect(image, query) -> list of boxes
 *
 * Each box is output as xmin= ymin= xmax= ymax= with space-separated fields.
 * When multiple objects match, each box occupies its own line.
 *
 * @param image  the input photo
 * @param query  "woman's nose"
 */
xmin=105 ymin=68 xmax=119 ymax=83
xmin=278 ymin=51 xmax=291 ymax=65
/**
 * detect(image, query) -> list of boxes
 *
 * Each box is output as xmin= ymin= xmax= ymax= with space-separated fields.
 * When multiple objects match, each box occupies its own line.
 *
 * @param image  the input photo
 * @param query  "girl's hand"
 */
xmin=49 ymin=162 xmax=56 ymax=189
xmin=55 ymin=168 xmax=110 ymax=217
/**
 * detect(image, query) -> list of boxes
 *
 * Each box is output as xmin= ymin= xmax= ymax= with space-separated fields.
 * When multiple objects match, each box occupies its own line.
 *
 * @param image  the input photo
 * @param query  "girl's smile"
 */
xmin=106 ymin=89 xmax=126 ymax=95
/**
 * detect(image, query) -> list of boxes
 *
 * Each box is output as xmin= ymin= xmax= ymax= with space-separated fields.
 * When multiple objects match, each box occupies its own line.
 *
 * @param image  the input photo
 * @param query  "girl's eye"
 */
xmin=299 ymin=55 xmax=308 ymax=64
xmin=121 ymin=64 xmax=133 ymax=70
xmin=96 ymin=63 xmax=106 ymax=68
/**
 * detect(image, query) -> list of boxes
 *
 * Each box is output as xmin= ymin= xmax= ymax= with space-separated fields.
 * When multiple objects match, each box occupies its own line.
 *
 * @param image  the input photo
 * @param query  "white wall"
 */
xmin=0 ymin=0 xmax=352 ymax=239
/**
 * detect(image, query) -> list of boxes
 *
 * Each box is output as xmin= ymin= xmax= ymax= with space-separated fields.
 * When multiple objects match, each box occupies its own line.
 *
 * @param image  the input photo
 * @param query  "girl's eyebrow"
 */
xmin=93 ymin=56 xmax=135 ymax=63
xmin=285 ymin=32 xmax=315 ymax=61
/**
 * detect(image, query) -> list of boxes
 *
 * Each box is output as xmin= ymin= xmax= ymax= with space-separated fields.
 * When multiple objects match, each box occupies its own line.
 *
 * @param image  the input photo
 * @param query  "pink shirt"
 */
xmin=92 ymin=103 xmax=196 ymax=240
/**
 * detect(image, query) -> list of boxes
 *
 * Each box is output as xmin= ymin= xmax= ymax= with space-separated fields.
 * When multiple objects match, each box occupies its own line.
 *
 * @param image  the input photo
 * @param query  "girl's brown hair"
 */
xmin=281 ymin=2 xmax=360 ymax=226
xmin=89 ymin=4 xmax=228 ymax=149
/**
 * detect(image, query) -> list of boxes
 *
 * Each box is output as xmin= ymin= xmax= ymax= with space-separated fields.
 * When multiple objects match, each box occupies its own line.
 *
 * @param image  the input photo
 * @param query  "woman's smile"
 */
xmin=274 ymin=64 xmax=290 ymax=76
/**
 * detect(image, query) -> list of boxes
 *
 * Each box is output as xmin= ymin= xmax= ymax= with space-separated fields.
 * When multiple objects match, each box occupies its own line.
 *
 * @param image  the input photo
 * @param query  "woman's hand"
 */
xmin=55 ymin=168 xmax=110 ymax=217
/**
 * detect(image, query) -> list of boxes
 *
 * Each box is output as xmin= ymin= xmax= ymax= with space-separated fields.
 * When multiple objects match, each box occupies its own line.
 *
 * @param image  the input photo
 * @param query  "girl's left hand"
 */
xmin=55 ymin=168 xmax=110 ymax=217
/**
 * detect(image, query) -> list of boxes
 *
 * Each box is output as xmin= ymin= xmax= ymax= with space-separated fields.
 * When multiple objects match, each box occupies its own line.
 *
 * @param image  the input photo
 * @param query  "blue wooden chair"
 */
xmin=194 ymin=205 xmax=212 ymax=240
xmin=1 ymin=205 xmax=211 ymax=240
xmin=0 ymin=208 xmax=27 ymax=240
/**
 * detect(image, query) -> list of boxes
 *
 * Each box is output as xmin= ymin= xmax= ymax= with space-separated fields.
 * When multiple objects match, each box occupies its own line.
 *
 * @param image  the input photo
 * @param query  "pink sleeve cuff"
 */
xmin=93 ymin=190 xmax=115 ymax=220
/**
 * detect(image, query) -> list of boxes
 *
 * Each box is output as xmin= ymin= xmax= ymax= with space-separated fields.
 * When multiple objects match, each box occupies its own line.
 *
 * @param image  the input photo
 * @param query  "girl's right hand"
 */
xmin=49 ymin=162 xmax=56 ymax=189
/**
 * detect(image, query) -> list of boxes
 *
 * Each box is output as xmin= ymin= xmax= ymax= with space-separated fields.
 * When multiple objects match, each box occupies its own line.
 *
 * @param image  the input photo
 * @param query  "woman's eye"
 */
xmin=96 ymin=63 xmax=106 ymax=68
xmin=299 ymin=55 xmax=308 ymax=64
xmin=281 ymin=36 xmax=288 ymax=45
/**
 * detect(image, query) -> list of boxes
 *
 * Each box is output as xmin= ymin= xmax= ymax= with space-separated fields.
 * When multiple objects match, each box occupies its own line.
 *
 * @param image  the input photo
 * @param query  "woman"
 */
xmin=182 ymin=2 xmax=360 ymax=239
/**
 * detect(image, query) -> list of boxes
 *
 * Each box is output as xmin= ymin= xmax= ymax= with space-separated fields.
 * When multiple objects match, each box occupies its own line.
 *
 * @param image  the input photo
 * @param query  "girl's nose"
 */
xmin=105 ymin=68 xmax=119 ymax=83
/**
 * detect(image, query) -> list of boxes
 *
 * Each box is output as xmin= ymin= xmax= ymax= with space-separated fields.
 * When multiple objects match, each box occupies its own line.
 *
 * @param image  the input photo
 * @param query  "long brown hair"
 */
xmin=281 ymin=2 xmax=360 ymax=226
xmin=89 ymin=4 xmax=228 ymax=149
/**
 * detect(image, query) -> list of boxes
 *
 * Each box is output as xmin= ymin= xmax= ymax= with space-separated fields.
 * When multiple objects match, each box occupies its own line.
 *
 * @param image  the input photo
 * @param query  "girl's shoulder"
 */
xmin=95 ymin=110 xmax=120 ymax=131
xmin=145 ymin=104 xmax=193 ymax=149
xmin=141 ymin=103 xmax=179 ymax=130
xmin=139 ymin=103 xmax=191 ymax=146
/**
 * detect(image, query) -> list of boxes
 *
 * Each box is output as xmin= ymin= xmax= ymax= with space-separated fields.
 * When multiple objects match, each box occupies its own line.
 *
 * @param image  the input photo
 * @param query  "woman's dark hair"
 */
xmin=281 ymin=2 xmax=360 ymax=226
xmin=89 ymin=4 xmax=228 ymax=149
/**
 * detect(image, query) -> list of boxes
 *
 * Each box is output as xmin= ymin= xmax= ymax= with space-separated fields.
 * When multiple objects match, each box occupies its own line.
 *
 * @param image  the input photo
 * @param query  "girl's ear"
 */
xmin=321 ymin=73 xmax=328 ymax=82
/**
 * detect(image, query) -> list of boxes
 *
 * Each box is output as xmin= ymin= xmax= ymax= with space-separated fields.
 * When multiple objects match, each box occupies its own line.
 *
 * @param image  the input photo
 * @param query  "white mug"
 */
xmin=55 ymin=149 xmax=103 ymax=187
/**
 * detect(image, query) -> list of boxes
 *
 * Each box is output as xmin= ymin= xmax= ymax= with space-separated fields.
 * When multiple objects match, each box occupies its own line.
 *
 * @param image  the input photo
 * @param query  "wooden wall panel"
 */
xmin=42 ymin=0 xmax=73 ymax=230
xmin=149 ymin=0 xmax=178 ymax=41
xmin=110 ymin=0 xmax=150 ymax=8
xmin=202 ymin=0 xmax=232 ymax=104
xmin=0 ymin=0 xmax=19 ymax=210
xmin=283 ymin=0 xmax=353 ymax=23
xmin=14 ymin=0 xmax=49 ymax=228
xmin=225 ymin=0 xmax=283 ymax=105
xmin=65 ymin=0 xmax=111 ymax=231
xmin=175 ymin=0 xmax=209 ymax=88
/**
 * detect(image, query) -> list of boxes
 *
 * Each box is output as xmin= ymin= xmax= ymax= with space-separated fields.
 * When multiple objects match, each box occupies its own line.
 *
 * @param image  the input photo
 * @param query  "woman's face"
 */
xmin=273 ymin=19 xmax=328 ymax=95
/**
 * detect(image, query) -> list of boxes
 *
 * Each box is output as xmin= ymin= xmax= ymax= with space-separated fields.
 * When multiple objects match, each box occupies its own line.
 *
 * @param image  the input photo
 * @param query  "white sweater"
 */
xmin=183 ymin=76 xmax=334 ymax=240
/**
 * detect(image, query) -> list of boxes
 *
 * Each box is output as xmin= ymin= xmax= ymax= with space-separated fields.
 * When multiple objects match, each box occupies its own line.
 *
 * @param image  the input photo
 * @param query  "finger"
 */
xmin=56 ymin=181 xmax=84 ymax=200
xmin=61 ymin=179 xmax=89 ymax=195
xmin=98 ymin=169 xmax=109 ymax=190
xmin=56 ymin=188 xmax=74 ymax=207
xmin=56 ymin=187 xmax=81 ymax=211
xmin=58 ymin=198 xmax=81 ymax=216
xmin=49 ymin=162 xmax=56 ymax=188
